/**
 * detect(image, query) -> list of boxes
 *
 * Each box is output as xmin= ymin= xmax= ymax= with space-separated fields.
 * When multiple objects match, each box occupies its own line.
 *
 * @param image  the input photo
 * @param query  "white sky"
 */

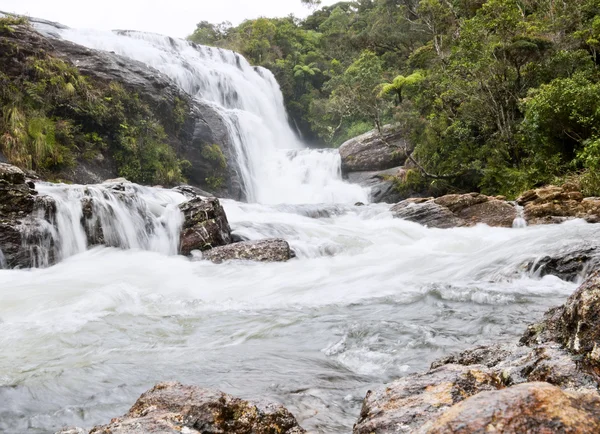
xmin=1 ymin=0 xmax=340 ymax=38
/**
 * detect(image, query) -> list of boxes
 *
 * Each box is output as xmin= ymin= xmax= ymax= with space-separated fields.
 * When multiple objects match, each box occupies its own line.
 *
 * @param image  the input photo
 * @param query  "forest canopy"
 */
xmin=189 ymin=0 xmax=600 ymax=198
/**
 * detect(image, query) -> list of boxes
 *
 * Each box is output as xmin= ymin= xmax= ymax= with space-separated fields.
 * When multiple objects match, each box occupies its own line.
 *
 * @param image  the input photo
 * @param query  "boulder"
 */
xmin=340 ymin=126 xmax=410 ymax=174
xmin=353 ymin=364 xmax=502 ymax=434
xmin=525 ymin=246 xmax=600 ymax=282
xmin=517 ymin=184 xmax=600 ymax=225
xmin=179 ymin=197 xmax=232 ymax=255
xmin=203 ymin=238 xmax=294 ymax=263
xmin=391 ymin=193 xmax=517 ymax=228
xmin=522 ymin=271 xmax=600 ymax=375
xmin=420 ymin=382 xmax=600 ymax=434
xmin=58 ymin=382 xmax=305 ymax=434
xmin=346 ymin=166 xmax=407 ymax=204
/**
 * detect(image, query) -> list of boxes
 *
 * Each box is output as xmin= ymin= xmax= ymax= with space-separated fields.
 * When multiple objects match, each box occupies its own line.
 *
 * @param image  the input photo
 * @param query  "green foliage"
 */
xmin=0 ymin=16 xmax=27 ymax=34
xmin=0 ymin=31 xmax=187 ymax=185
xmin=201 ymin=144 xmax=227 ymax=190
xmin=186 ymin=0 xmax=600 ymax=196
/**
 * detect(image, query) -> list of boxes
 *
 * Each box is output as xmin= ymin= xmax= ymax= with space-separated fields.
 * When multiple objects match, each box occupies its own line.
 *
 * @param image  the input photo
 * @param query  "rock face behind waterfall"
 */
xmin=353 ymin=271 xmax=600 ymax=433
xmin=1 ymin=19 xmax=242 ymax=199
xmin=58 ymin=382 xmax=305 ymax=434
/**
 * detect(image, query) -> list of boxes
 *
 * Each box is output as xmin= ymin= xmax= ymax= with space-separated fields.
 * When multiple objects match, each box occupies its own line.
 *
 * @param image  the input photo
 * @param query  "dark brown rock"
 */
xmin=420 ymin=382 xmax=600 ymax=434
xmin=525 ymin=246 xmax=600 ymax=282
xmin=340 ymin=126 xmax=410 ymax=174
xmin=85 ymin=382 xmax=305 ymax=434
xmin=391 ymin=198 xmax=466 ymax=228
xmin=353 ymin=364 xmax=502 ymax=434
xmin=179 ymin=197 xmax=232 ymax=255
xmin=203 ymin=238 xmax=294 ymax=263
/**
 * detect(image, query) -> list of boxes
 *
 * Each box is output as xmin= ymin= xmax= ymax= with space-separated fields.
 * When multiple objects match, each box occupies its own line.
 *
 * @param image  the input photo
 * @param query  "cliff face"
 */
xmin=0 ymin=16 xmax=244 ymax=199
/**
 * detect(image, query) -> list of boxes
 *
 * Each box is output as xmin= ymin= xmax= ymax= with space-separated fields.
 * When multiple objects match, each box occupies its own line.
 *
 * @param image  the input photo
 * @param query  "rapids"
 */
xmin=1 ymin=204 xmax=598 ymax=432
xmin=1 ymin=19 xmax=598 ymax=434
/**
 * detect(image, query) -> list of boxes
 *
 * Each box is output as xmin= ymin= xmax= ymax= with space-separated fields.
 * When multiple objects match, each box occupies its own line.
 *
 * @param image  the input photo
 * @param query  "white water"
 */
xmin=35 ymin=24 xmax=368 ymax=205
xmin=22 ymin=182 xmax=186 ymax=267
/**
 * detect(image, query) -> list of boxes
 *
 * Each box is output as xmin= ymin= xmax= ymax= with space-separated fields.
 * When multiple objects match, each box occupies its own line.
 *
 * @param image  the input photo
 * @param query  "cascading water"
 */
xmin=35 ymin=24 xmax=368 ymax=205
xmin=22 ymin=182 xmax=186 ymax=267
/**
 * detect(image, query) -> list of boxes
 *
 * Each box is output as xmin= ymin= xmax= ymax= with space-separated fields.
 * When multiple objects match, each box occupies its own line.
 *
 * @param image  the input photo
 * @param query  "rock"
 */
xmin=353 ymin=364 xmax=502 ymax=434
xmin=522 ymin=271 xmax=600 ymax=375
xmin=391 ymin=194 xmax=517 ymax=228
xmin=347 ymin=166 xmax=407 ymax=204
xmin=525 ymin=246 xmax=600 ymax=282
xmin=203 ymin=238 xmax=294 ymax=263
xmin=420 ymin=382 xmax=600 ymax=434
xmin=179 ymin=197 xmax=232 ymax=255
xmin=517 ymin=184 xmax=600 ymax=225
xmin=84 ymin=382 xmax=305 ymax=434
xmin=340 ymin=125 xmax=410 ymax=174
xmin=0 ymin=162 xmax=26 ymax=184
xmin=173 ymin=184 xmax=215 ymax=199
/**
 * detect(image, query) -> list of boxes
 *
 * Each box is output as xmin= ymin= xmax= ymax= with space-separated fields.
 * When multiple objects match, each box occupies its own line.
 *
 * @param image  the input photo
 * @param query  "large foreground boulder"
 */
xmin=518 ymin=184 xmax=600 ymax=225
xmin=354 ymin=271 xmax=600 ymax=433
xmin=421 ymin=382 xmax=600 ymax=434
xmin=339 ymin=126 xmax=410 ymax=174
xmin=391 ymin=193 xmax=517 ymax=228
xmin=203 ymin=238 xmax=294 ymax=263
xmin=59 ymin=382 xmax=305 ymax=434
xmin=179 ymin=197 xmax=232 ymax=255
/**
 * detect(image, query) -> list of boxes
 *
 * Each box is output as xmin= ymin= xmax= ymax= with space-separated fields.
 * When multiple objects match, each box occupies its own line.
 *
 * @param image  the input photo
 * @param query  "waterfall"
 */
xmin=24 ymin=182 xmax=185 ymax=267
xmin=512 ymin=203 xmax=528 ymax=228
xmin=38 ymin=25 xmax=368 ymax=205
xmin=0 ymin=248 xmax=5 ymax=269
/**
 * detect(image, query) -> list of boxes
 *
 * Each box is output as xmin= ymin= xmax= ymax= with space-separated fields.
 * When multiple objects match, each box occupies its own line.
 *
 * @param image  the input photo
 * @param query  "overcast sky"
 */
xmin=1 ymin=0 xmax=339 ymax=38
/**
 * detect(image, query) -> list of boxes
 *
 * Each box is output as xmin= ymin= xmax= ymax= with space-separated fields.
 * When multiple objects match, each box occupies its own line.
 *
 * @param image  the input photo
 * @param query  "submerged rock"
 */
xmin=203 ymin=238 xmax=294 ymax=263
xmin=58 ymin=382 xmax=305 ymax=434
xmin=340 ymin=126 xmax=410 ymax=174
xmin=391 ymin=193 xmax=517 ymax=228
xmin=518 ymin=184 xmax=600 ymax=225
xmin=179 ymin=197 xmax=232 ymax=255
xmin=421 ymin=382 xmax=600 ymax=434
xmin=525 ymin=246 xmax=600 ymax=282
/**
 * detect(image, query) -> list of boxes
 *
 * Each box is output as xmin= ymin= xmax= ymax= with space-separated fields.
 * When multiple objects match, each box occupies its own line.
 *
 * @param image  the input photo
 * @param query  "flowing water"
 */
xmin=1 ymin=21 xmax=599 ymax=434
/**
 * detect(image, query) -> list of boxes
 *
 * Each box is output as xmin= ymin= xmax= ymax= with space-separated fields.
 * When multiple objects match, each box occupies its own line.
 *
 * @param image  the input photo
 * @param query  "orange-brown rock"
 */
xmin=517 ymin=184 xmax=600 ymax=225
xmin=420 ymin=382 xmax=600 ymax=434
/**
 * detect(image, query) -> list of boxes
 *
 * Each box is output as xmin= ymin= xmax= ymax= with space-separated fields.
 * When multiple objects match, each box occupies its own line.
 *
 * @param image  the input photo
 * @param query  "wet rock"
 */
xmin=346 ymin=166 xmax=407 ymax=204
xmin=353 ymin=364 xmax=502 ymax=434
xmin=203 ymin=238 xmax=294 ymax=263
xmin=391 ymin=194 xmax=516 ymax=228
xmin=83 ymin=382 xmax=305 ymax=434
xmin=517 ymin=184 xmax=600 ymax=225
xmin=173 ymin=184 xmax=215 ymax=199
xmin=0 ymin=162 xmax=26 ymax=185
xmin=522 ymin=271 xmax=600 ymax=375
xmin=340 ymin=125 xmax=410 ymax=174
xmin=525 ymin=246 xmax=600 ymax=282
xmin=420 ymin=382 xmax=600 ymax=434
xmin=179 ymin=197 xmax=232 ymax=255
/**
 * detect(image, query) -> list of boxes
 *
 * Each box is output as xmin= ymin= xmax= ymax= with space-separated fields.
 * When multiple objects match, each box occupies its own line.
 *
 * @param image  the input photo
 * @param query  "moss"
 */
xmin=0 ymin=32 xmax=188 ymax=186
xmin=201 ymin=144 xmax=227 ymax=191
xmin=0 ymin=16 xmax=28 ymax=35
